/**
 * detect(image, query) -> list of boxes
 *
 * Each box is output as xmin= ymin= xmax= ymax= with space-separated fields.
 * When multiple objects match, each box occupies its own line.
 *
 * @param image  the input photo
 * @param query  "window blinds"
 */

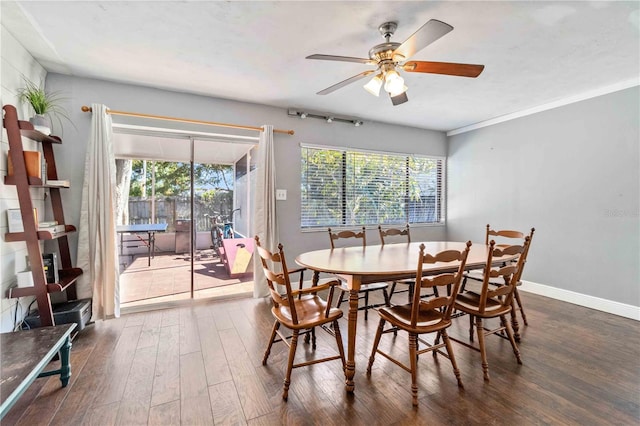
xmin=301 ymin=146 xmax=444 ymax=229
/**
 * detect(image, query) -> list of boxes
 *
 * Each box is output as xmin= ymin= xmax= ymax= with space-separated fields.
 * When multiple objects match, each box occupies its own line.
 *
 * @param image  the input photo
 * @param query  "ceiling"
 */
xmin=3 ymin=1 xmax=639 ymax=132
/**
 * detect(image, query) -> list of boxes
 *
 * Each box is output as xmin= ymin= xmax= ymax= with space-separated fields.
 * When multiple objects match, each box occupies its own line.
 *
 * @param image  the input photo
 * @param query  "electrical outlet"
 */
xmin=276 ymin=189 xmax=287 ymax=201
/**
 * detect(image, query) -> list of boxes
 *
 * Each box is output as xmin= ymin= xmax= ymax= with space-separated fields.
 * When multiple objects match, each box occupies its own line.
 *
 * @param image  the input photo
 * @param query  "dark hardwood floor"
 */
xmin=4 ymin=291 xmax=639 ymax=425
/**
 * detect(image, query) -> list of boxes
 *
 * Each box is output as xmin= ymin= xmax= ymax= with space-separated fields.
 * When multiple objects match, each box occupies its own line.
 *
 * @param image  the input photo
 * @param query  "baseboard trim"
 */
xmin=520 ymin=280 xmax=640 ymax=321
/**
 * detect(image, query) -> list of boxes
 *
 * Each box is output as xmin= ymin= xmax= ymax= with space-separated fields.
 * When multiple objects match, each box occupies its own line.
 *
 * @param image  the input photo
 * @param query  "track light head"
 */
xmin=287 ymin=108 xmax=361 ymax=127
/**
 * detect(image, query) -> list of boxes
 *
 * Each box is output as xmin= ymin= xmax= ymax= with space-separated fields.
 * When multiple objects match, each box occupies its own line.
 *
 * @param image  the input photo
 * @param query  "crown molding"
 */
xmin=447 ymin=78 xmax=640 ymax=137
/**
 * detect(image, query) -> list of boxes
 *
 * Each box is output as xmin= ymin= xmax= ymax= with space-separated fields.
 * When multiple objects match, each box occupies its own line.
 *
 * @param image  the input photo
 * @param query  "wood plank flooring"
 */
xmin=4 ymin=292 xmax=639 ymax=425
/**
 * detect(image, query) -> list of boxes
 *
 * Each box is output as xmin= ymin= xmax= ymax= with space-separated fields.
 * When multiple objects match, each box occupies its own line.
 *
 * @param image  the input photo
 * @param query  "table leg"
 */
xmin=59 ymin=336 xmax=72 ymax=387
xmin=345 ymin=275 xmax=361 ymax=393
xmin=150 ymin=231 xmax=156 ymax=260
xmin=147 ymin=231 xmax=152 ymax=267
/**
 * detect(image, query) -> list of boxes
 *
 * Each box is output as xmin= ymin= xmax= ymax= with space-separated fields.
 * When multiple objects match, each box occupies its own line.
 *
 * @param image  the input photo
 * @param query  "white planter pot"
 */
xmin=29 ymin=114 xmax=51 ymax=135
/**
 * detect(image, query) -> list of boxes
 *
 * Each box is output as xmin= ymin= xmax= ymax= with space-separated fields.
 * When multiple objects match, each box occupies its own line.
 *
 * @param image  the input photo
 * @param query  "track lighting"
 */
xmin=287 ymin=109 xmax=363 ymax=127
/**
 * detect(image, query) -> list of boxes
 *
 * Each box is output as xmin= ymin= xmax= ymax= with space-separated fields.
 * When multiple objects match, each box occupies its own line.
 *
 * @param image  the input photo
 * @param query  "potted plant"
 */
xmin=17 ymin=79 xmax=71 ymax=135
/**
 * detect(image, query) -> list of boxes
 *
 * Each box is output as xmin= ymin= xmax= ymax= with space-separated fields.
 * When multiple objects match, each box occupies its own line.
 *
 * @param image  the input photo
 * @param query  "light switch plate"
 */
xmin=276 ymin=189 xmax=287 ymax=201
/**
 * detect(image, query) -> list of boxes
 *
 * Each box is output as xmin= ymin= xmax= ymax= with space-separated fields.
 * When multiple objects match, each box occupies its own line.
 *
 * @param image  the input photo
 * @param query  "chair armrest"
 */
xmin=289 ymin=280 xmax=342 ymax=318
xmin=291 ymin=280 xmax=340 ymax=296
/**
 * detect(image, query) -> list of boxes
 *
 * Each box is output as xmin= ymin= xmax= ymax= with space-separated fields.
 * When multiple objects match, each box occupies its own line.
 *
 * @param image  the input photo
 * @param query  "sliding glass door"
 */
xmin=117 ymin=158 xmax=193 ymax=303
xmin=113 ymin=127 xmax=257 ymax=309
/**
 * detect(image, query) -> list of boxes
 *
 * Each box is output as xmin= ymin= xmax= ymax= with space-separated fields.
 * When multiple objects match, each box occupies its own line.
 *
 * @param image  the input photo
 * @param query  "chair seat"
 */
xmin=454 ymin=291 xmax=512 ymax=318
xmin=273 ymin=295 xmax=343 ymax=330
xmin=378 ymin=304 xmax=450 ymax=333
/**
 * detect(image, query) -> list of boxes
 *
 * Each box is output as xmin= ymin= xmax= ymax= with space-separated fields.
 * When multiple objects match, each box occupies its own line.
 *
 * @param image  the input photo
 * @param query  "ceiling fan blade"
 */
xmin=393 ymin=19 xmax=453 ymax=61
xmin=317 ymin=70 xmax=375 ymax=95
xmin=306 ymin=54 xmax=376 ymax=65
xmin=390 ymin=92 xmax=409 ymax=106
xmin=403 ymin=61 xmax=485 ymax=77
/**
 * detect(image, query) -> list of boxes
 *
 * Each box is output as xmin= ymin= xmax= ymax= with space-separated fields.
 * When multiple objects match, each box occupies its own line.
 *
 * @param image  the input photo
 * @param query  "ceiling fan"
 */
xmin=306 ymin=20 xmax=484 ymax=106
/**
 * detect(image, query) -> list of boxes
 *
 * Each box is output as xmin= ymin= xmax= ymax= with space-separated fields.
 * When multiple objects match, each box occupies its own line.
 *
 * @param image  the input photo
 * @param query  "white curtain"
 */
xmin=253 ymin=125 xmax=278 ymax=297
xmin=75 ymin=104 xmax=120 ymax=319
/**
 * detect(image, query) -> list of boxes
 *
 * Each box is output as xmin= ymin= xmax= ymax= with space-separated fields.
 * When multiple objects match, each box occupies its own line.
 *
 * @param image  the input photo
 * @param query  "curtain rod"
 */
xmin=80 ymin=105 xmax=294 ymax=135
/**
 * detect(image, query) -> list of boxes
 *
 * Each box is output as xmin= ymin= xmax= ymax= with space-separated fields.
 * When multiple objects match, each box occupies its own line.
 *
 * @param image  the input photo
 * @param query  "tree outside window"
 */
xmin=301 ymin=146 xmax=443 ymax=229
xmin=115 ymin=159 xmax=234 ymax=232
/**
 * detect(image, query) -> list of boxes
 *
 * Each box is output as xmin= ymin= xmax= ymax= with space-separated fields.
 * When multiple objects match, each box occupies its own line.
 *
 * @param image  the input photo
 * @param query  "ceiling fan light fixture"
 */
xmin=326 ymin=116 xmax=333 ymax=123
xmin=388 ymin=84 xmax=408 ymax=97
xmin=363 ymin=74 xmax=383 ymax=96
xmin=383 ymin=70 xmax=405 ymax=95
xmin=299 ymin=112 xmax=307 ymax=119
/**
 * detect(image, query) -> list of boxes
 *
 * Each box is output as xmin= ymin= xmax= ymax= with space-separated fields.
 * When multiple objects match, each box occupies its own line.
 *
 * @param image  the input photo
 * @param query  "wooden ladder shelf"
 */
xmin=3 ymin=104 xmax=83 ymax=327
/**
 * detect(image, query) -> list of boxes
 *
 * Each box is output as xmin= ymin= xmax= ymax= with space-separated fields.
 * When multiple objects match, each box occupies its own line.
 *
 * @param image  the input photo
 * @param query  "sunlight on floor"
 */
xmin=119 ymin=250 xmax=253 ymax=311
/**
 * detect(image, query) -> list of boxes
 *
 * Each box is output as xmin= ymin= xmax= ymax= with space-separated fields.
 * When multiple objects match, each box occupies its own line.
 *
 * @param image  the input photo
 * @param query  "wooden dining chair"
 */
xmin=378 ymin=224 xmax=433 ymax=304
xmin=254 ymin=236 xmax=346 ymax=400
xmin=451 ymin=238 xmax=530 ymax=381
xmin=463 ymin=225 xmax=535 ymax=334
xmin=367 ymin=241 xmax=472 ymax=406
xmin=329 ymin=227 xmax=391 ymax=320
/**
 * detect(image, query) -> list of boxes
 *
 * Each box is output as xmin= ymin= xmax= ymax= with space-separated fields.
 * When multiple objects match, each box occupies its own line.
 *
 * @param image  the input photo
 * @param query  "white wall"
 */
xmin=44 ymin=73 xmax=448 ymax=269
xmin=0 ymin=25 xmax=47 ymax=332
xmin=447 ymin=87 xmax=640 ymax=313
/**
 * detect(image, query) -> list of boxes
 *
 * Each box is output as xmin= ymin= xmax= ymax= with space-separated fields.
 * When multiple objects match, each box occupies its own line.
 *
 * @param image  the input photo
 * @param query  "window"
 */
xmin=301 ymin=145 xmax=444 ymax=229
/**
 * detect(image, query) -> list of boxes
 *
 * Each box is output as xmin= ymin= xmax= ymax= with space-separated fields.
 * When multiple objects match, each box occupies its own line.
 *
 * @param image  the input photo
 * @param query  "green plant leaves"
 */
xmin=17 ymin=78 xmax=74 ymax=133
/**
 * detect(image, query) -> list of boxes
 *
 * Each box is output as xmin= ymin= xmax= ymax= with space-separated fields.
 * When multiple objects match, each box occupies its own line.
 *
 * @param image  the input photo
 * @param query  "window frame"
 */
xmin=300 ymin=143 xmax=446 ymax=231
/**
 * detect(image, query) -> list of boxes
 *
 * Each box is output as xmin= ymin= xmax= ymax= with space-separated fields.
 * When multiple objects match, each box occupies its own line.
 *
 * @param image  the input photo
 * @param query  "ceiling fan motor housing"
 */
xmin=369 ymin=42 xmax=402 ymax=63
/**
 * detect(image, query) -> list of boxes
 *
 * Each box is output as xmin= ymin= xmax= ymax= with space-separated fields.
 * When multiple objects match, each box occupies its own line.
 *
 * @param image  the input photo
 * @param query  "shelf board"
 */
xmin=7 ymin=268 xmax=82 ymax=298
xmin=4 ymin=175 xmax=69 ymax=188
xmin=16 ymin=121 xmax=62 ymax=144
xmin=4 ymin=175 xmax=42 ymax=185
xmin=4 ymin=225 xmax=77 ymax=242
xmin=46 ymin=268 xmax=83 ymax=293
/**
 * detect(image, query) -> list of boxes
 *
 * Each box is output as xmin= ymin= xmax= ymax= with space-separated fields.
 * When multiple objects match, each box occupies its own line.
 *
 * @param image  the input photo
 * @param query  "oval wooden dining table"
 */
xmin=295 ymin=241 xmax=516 ymax=392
